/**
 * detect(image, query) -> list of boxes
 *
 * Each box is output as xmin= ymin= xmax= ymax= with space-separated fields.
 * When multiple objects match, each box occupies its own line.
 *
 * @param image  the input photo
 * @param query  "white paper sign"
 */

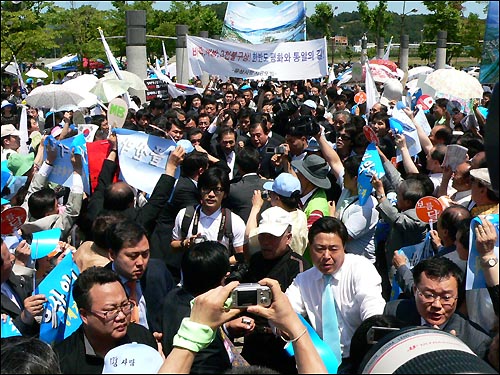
xmin=443 ymin=144 xmax=468 ymax=171
xmin=107 ymin=97 xmax=128 ymax=129
xmin=187 ymin=35 xmax=328 ymax=81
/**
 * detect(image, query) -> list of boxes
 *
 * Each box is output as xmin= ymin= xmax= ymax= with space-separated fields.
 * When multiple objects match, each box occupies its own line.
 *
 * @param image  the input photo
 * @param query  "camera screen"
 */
xmin=238 ymin=290 xmax=257 ymax=306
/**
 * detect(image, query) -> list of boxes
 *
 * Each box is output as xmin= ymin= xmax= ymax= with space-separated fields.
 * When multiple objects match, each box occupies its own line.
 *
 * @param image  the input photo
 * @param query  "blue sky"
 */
xmin=61 ymin=1 xmax=488 ymax=18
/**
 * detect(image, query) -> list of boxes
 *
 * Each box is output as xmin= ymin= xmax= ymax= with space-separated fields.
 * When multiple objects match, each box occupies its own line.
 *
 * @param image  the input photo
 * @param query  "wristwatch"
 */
xmin=375 ymin=193 xmax=385 ymax=199
xmin=480 ymin=257 xmax=499 ymax=268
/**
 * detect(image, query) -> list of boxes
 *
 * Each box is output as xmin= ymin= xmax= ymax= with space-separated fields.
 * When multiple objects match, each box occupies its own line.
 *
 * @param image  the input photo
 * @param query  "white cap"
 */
xmin=257 ymin=206 xmax=293 ymax=237
xmin=303 ymin=99 xmax=317 ymax=110
xmin=102 ymin=342 xmax=164 ymax=374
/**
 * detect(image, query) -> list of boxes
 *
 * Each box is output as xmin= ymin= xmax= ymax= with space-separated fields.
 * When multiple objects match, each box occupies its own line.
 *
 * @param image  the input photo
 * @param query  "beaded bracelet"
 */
xmin=280 ymin=327 xmax=308 ymax=344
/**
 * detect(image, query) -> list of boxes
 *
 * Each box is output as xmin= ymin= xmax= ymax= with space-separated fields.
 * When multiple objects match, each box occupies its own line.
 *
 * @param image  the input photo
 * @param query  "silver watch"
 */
xmin=480 ymin=257 xmax=499 ymax=268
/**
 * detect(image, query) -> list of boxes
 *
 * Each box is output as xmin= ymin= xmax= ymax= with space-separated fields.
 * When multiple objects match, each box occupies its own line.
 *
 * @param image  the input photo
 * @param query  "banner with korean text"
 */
xmin=187 ymin=35 xmax=328 ymax=81
xmin=114 ymin=128 xmax=178 ymax=195
xmin=221 ymin=1 xmax=306 ymax=44
xmin=37 ymin=253 xmax=81 ymax=345
xmin=43 ymin=134 xmax=91 ymax=195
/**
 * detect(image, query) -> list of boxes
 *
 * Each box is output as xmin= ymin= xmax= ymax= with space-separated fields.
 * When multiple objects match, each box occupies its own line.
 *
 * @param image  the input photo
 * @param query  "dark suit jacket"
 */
xmin=1 ymin=273 xmax=39 ymax=336
xmin=85 ymin=159 xmax=176 ymax=236
xmin=226 ymin=174 xmax=271 ymax=222
xmin=105 ymin=259 xmax=175 ymax=334
xmin=245 ymin=137 xmax=282 ymax=179
xmin=150 ymin=176 xmax=200 ymax=275
xmin=384 ymin=298 xmax=492 ymax=359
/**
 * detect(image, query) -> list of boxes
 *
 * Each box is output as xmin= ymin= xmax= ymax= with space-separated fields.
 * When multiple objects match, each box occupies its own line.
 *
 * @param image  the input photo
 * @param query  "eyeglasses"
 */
xmin=201 ymin=187 xmax=224 ymax=195
xmin=416 ymin=288 xmax=457 ymax=307
xmin=337 ymin=134 xmax=351 ymax=140
xmin=90 ymin=301 xmax=134 ymax=322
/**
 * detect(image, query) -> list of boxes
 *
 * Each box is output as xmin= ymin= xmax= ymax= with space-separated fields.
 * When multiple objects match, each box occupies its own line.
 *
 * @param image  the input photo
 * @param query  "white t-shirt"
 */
xmin=172 ymin=206 xmax=247 ymax=249
xmin=285 ymin=254 xmax=386 ymax=357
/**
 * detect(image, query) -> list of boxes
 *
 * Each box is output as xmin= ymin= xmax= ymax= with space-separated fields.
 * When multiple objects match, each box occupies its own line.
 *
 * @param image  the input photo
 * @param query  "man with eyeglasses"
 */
xmin=384 ymin=256 xmax=492 ymax=359
xmin=171 ymin=166 xmax=247 ymax=265
xmin=54 ymin=266 xmax=158 ymax=374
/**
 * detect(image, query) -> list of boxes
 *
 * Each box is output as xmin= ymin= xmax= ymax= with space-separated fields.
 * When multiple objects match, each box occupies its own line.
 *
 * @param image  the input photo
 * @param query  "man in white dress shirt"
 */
xmin=285 ymin=216 xmax=386 ymax=373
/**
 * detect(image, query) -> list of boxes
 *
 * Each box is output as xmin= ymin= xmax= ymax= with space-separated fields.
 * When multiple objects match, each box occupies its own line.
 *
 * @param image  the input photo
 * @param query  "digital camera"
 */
xmin=230 ymin=283 xmax=272 ymax=308
xmin=265 ymin=145 xmax=287 ymax=154
xmin=192 ymin=235 xmax=208 ymax=244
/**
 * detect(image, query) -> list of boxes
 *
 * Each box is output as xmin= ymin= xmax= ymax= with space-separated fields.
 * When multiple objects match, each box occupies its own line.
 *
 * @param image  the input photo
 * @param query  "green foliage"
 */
xmin=1 ymin=1 xmax=59 ymax=68
xmin=357 ymin=1 xmax=392 ymax=41
xmin=309 ymin=3 xmax=335 ymax=38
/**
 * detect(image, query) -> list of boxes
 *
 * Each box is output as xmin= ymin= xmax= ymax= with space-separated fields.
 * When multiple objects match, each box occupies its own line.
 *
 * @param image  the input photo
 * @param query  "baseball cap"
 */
xmin=26 ymin=78 xmax=34 ymax=84
xmin=102 ymin=342 xmax=164 ymax=374
xmin=303 ymin=99 xmax=317 ymax=110
xmin=257 ymin=206 xmax=293 ymax=237
xmin=7 ymin=152 xmax=35 ymax=177
xmin=1 ymin=124 xmax=21 ymax=138
xmin=1 ymin=100 xmax=15 ymax=109
xmin=263 ymin=173 xmax=301 ymax=198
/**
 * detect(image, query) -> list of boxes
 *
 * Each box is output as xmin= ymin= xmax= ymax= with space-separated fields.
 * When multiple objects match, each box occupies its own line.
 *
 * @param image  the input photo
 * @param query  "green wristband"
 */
xmin=173 ymin=318 xmax=216 ymax=353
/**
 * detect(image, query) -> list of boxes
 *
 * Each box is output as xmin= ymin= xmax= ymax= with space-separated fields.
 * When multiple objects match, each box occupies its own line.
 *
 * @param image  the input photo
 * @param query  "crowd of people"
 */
xmin=1 ymin=68 xmax=498 ymax=374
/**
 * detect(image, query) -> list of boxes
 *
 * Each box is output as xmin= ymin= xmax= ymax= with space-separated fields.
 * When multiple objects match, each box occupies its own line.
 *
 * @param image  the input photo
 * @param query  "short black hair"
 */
xmin=181 ymin=241 xmax=230 ymax=296
xmin=413 ymin=256 xmax=464 ymax=288
xmin=1 ymin=336 xmax=61 ymax=374
xmin=106 ymin=220 xmax=148 ymax=254
xmin=235 ymin=147 xmax=260 ymax=174
xmin=308 ymin=216 xmax=348 ymax=246
xmin=198 ymin=166 xmax=230 ymax=196
xmin=73 ymin=266 xmax=123 ymax=311
xmin=28 ymin=187 xmax=57 ymax=220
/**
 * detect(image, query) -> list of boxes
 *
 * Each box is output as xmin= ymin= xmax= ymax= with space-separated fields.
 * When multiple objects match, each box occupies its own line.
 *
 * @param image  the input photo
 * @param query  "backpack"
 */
xmin=180 ymin=205 xmax=235 ymax=255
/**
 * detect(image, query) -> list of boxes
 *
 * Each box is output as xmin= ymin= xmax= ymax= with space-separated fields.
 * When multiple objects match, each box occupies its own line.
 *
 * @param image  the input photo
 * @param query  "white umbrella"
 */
xmin=90 ymin=78 xmax=131 ymax=103
xmin=62 ymin=74 xmax=99 ymax=92
xmin=424 ymin=69 xmax=483 ymax=100
xmin=26 ymin=68 xmax=49 ymax=79
xmin=407 ymin=66 xmax=434 ymax=82
xmin=104 ymin=70 xmax=147 ymax=91
xmin=25 ymin=84 xmax=89 ymax=111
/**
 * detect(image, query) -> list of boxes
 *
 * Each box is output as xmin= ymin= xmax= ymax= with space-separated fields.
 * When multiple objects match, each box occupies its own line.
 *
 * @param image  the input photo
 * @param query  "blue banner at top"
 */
xmin=221 ymin=1 xmax=306 ymax=44
xmin=479 ymin=1 xmax=499 ymax=84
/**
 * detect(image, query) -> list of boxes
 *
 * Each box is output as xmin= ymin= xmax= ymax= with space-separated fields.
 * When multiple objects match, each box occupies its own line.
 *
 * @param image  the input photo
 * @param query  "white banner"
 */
xmin=114 ymin=129 xmax=179 ymax=195
xmin=187 ymin=35 xmax=328 ymax=81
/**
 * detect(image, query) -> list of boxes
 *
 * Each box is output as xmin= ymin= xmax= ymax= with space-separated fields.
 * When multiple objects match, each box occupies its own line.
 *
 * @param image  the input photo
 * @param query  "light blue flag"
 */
xmin=285 ymin=313 xmax=339 ymax=373
xmin=37 ymin=253 xmax=81 ymax=345
xmin=1 ymin=160 xmax=12 ymax=192
xmin=31 ymin=228 xmax=61 ymax=259
xmin=388 ymin=117 xmax=404 ymax=135
xmin=466 ymin=214 xmax=499 ymax=290
xmin=357 ymin=143 xmax=385 ymax=206
xmin=1 ymin=315 xmax=22 ymax=338
xmin=390 ymin=232 xmax=433 ymax=300
xmin=43 ymin=134 xmax=90 ymax=194
xmin=114 ymin=128 xmax=179 ymax=195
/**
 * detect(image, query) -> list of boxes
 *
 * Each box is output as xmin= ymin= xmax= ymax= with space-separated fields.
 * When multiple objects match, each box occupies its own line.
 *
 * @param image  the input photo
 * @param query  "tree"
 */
xmin=357 ymin=1 xmax=392 ymax=43
xmin=419 ymin=1 xmax=465 ymax=64
xmin=1 ymin=1 xmax=59 ymax=72
xmin=309 ymin=3 xmax=335 ymax=39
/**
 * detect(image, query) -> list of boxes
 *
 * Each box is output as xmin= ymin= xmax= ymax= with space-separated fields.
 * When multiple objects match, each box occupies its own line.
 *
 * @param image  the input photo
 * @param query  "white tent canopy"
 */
xmin=45 ymin=54 xmax=78 ymax=70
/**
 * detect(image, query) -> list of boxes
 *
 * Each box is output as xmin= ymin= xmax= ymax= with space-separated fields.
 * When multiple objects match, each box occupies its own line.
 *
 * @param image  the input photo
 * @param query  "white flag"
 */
xmin=98 ymin=27 xmax=131 ymax=106
xmin=382 ymin=36 xmax=393 ymax=61
xmin=162 ymin=41 xmax=169 ymax=73
xmin=18 ymin=105 xmax=29 ymax=154
xmin=13 ymin=55 xmax=27 ymax=99
xmin=365 ymin=61 xmax=380 ymax=116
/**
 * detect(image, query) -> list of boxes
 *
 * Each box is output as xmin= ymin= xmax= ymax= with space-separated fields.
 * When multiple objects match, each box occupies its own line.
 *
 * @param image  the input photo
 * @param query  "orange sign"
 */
xmin=415 ymin=196 xmax=443 ymax=224
xmin=354 ymin=91 xmax=367 ymax=104
xmin=1 ymin=206 xmax=27 ymax=234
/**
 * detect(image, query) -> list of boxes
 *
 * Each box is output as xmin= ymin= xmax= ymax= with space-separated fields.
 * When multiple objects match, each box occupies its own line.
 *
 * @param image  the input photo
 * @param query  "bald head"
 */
xmin=103 ymin=182 xmax=135 ymax=211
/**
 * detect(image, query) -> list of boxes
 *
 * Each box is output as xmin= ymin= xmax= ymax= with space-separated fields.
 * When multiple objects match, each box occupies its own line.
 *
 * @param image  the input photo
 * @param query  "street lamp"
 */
xmin=420 ymin=29 xmax=424 ymax=44
xmin=400 ymin=1 xmax=418 ymax=39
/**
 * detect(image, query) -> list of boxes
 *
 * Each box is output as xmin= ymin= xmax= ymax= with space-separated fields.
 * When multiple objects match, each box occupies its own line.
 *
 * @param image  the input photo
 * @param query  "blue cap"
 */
xmin=26 ymin=78 xmax=34 ymax=84
xmin=263 ymin=173 xmax=301 ymax=197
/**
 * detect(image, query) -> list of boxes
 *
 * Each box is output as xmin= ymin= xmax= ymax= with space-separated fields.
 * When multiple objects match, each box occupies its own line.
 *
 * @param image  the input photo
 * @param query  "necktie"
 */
xmin=126 ymin=280 xmax=140 ymax=323
xmin=322 ymin=274 xmax=342 ymax=364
